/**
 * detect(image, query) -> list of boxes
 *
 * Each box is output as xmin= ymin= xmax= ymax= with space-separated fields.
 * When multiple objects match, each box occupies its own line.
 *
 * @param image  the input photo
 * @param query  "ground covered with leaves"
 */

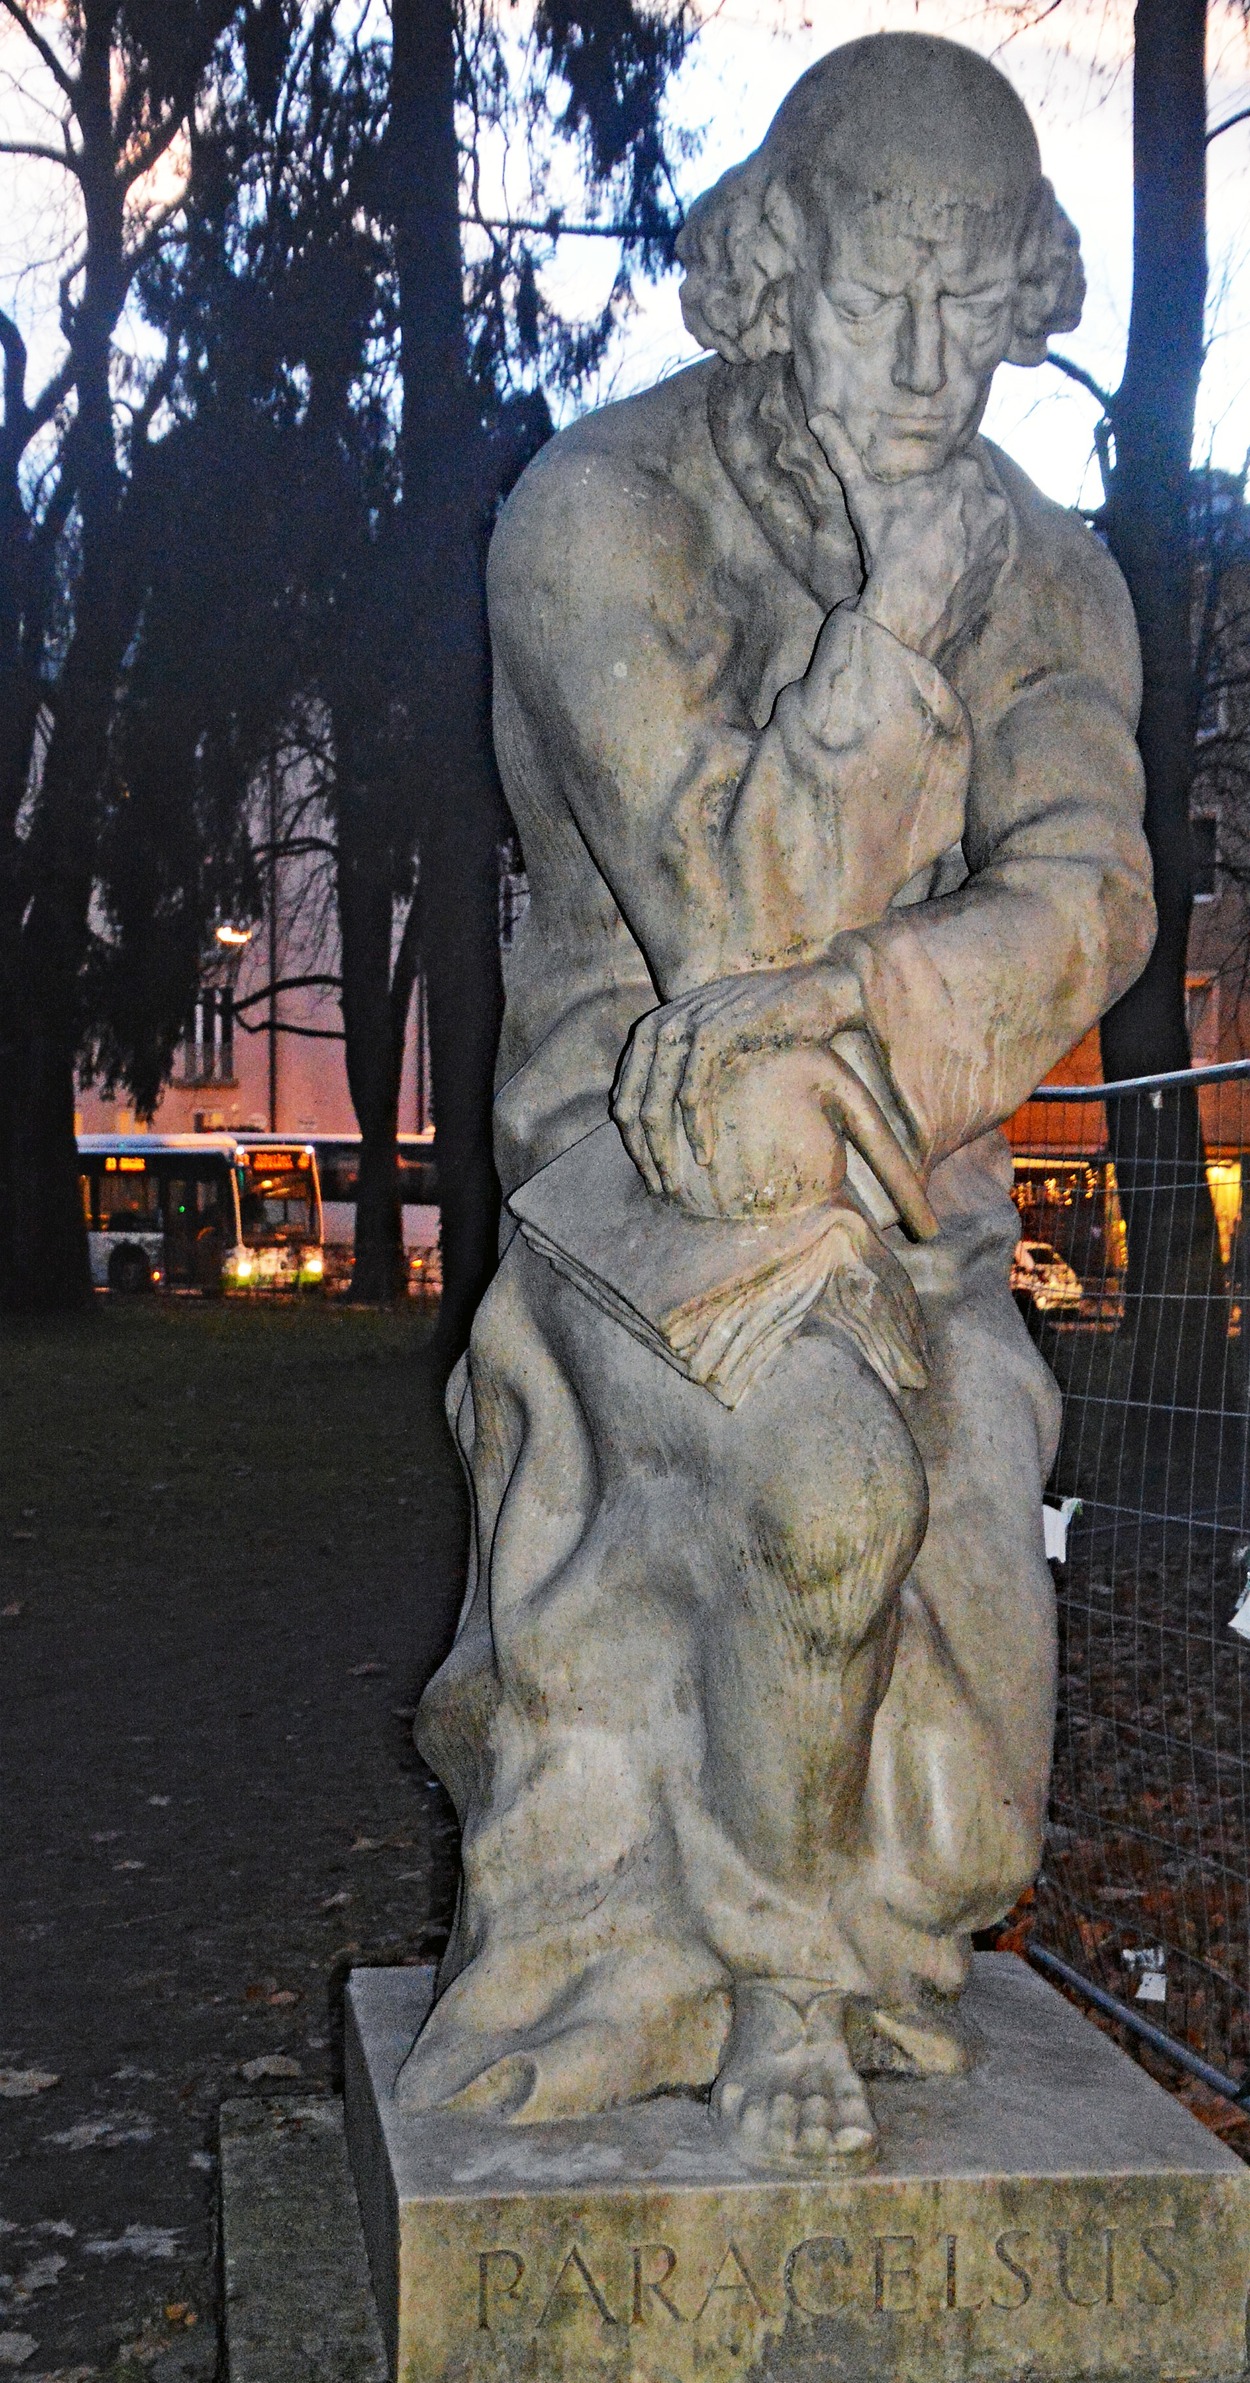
xmin=0 ymin=1300 xmax=466 ymax=2381
xmin=1036 ymin=1514 xmax=1250 ymax=2139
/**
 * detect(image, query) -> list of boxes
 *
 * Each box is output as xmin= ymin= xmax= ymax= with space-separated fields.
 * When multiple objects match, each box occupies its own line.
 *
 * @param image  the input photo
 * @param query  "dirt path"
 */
xmin=0 ymin=1302 xmax=466 ymax=2381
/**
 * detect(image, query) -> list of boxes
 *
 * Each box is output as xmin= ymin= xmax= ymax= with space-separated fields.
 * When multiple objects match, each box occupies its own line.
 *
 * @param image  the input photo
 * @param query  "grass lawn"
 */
xmin=0 ymin=1298 xmax=466 ymax=2379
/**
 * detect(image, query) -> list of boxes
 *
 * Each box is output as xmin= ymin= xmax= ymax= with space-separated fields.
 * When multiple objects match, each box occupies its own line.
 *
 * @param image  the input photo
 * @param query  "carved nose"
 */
xmin=892 ymin=295 xmax=945 ymax=396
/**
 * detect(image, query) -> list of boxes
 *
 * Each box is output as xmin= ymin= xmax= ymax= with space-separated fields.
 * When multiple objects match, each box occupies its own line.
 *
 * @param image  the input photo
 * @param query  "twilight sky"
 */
xmin=2 ymin=2 xmax=1249 ymax=511
xmin=547 ymin=0 xmax=1250 ymax=510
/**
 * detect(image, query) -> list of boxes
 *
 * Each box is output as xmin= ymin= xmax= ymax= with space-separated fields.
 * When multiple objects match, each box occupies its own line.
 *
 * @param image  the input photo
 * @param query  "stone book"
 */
xmin=508 ymin=1121 xmax=928 ymax=1408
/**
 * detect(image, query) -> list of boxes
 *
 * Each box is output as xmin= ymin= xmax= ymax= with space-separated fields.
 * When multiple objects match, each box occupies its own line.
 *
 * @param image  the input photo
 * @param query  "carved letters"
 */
xmin=472 ymin=2223 xmax=1183 ymax=2331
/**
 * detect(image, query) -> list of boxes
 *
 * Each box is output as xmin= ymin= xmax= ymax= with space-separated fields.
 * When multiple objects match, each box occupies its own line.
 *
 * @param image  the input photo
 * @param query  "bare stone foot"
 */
xmin=711 ymin=1980 xmax=877 ymax=2169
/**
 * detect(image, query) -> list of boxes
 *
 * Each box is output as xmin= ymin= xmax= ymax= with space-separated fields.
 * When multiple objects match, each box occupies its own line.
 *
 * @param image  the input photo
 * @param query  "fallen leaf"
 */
xmin=112 ymin=1861 xmax=146 ymax=1873
xmin=0 ymin=2072 xmax=59 ymax=2099
xmin=13 ymin=2256 xmax=66 ymax=2296
xmin=81 ymin=2226 xmax=180 ymax=2261
xmin=0 ymin=2337 xmax=38 ymax=2368
xmin=265 ymin=1990 xmax=300 ymax=2008
xmin=238 ymin=2055 xmax=302 ymax=2082
xmin=349 ymin=1838 xmax=384 ymax=1853
xmin=2 ymin=1603 xmax=22 ymax=1620
xmin=320 ymin=1890 xmax=351 ymax=1910
xmin=162 ymin=2308 xmax=189 ymax=2326
xmin=350 ymin=1661 xmax=385 ymax=1678
xmin=47 ymin=2115 xmax=154 ymax=2150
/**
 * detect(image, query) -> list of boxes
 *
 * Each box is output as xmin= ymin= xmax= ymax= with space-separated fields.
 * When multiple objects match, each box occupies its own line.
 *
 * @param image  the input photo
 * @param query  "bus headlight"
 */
xmin=301 ymin=1249 xmax=324 ymax=1281
xmin=223 ymin=1248 xmax=255 ymax=1285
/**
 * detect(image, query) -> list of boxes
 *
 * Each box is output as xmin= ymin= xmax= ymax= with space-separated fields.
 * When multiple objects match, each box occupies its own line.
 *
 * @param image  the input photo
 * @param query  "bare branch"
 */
xmin=390 ymin=891 xmax=422 ymax=1034
xmin=0 ymin=0 xmax=77 ymax=102
xmin=1207 ymin=105 xmax=1250 ymax=145
xmin=462 ymin=210 xmax=663 ymax=242
xmin=123 ymin=190 xmax=190 ymax=274
xmin=118 ymin=106 xmax=188 ymax=195
xmin=58 ymin=250 xmax=84 ymax=341
xmin=234 ymin=1014 xmax=345 ymax=1041
xmin=125 ymin=349 xmax=176 ymax=448
xmin=0 ymin=136 xmax=79 ymax=174
xmin=233 ymin=973 xmax=343 ymax=1013
xmin=28 ymin=353 xmax=73 ymax=438
xmin=253 ymin=836 xmax=339 ymax=862
xmin=1047 ymin=351 xmax=1116 ymax=415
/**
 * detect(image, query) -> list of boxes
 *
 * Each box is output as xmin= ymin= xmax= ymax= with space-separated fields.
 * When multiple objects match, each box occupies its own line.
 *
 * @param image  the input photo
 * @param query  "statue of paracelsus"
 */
xmin=396 ymin=31 xmax=1154 ymax=2168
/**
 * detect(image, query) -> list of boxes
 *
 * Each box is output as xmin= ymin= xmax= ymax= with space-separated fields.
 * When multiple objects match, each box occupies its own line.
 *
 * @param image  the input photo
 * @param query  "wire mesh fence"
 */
xmin=1008 ymin=1059 xmax=1250 ymax=2092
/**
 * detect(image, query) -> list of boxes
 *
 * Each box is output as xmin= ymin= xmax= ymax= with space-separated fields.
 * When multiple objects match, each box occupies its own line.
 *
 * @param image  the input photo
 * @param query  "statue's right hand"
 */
xmin=814 ymin=416 xmax=1009 ymax=664
xmin=861 ymin=452 xmax=1009 ymax=662
xmin=612 ymin=964 xmax=863 ymax=1209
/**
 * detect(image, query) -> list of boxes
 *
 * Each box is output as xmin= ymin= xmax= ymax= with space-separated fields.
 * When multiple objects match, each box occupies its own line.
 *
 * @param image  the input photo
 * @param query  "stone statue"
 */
xmin=396 ymin=31 xmax=1155 ymax=2169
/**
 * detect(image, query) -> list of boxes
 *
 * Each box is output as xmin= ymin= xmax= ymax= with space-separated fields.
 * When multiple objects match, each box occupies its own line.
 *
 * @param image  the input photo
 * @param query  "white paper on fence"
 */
xmin=1043 ymin=1497 xmax=1081 ymax=1563
xmin=1122 ymin=1947 xmax=1167 ymax=2004
xmin=1229 ymin=1572 xmax=1250 ymax=1641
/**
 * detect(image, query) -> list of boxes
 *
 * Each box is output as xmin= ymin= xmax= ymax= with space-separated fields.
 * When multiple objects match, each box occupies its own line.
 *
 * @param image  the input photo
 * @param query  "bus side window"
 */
xmin=194 ymin=1163 xmax=229 ymax=1228
xmin=97 ymin=1166 xmax=161 ymax=1229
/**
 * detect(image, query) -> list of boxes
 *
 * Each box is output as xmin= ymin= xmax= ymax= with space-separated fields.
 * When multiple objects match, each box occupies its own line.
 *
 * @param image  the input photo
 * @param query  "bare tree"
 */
xmin=0 ymin=0 xmax=259 ymax=1312
xmin=1039 ymin=0 xmax=1237 ymax=1397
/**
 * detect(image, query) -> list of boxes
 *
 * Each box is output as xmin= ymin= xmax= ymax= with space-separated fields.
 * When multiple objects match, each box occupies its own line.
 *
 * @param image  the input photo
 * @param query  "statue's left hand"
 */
xmin=612 ymin=963 xmax=864 ymax=1202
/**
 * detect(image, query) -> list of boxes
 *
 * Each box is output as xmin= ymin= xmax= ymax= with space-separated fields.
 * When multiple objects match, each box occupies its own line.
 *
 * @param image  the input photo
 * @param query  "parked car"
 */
xmin=1011 ymin=1239 xmax=1084 ymax=1316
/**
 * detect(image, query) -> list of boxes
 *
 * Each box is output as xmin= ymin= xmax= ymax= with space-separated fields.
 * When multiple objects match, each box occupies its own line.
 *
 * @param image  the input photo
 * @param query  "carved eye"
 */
xmin=944 ymin=288 xmax=1012 ymax=321
xmin=829 ymin=282 xmax=892 ymax=324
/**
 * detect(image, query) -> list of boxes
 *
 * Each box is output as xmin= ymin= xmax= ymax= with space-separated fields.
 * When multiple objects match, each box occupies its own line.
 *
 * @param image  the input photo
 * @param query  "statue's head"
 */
xmin=677 ymin=33 xmax=1083 ymax=482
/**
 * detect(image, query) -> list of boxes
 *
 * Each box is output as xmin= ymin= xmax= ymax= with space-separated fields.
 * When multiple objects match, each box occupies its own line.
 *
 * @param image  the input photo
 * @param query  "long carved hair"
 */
xmin=677 ymin=34 xmax=1084 ymax=371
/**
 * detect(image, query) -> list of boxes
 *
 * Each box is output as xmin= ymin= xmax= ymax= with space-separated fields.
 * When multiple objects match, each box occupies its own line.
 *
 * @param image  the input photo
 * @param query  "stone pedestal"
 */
xmin=343 ymin=1954 xmax=1250 ymax=2383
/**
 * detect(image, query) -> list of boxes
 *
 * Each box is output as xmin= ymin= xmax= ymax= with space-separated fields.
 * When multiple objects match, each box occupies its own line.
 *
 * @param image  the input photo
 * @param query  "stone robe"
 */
xmin=403 ymin=355 xmax=1155 ymax=2120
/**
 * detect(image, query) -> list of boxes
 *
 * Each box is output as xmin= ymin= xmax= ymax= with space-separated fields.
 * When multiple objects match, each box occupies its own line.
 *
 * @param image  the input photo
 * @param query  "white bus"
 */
xmin=78 ymin=1135 xmax=324 ymax=1293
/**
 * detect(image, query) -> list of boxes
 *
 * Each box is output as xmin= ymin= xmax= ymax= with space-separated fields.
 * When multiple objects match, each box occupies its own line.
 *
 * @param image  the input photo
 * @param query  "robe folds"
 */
xmin=404 ymin=355 xmax=1156 ymax=2121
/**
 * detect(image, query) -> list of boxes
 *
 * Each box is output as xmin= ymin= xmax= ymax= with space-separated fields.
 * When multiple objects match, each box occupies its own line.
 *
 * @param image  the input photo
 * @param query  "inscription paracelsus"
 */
xmin=472 ymin=2224 xmax=1185 ymax=2330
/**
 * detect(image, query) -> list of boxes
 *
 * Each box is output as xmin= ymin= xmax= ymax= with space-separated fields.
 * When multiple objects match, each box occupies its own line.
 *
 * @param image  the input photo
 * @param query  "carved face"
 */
xmin=788 ymin=201 xmax=1021 ymax=482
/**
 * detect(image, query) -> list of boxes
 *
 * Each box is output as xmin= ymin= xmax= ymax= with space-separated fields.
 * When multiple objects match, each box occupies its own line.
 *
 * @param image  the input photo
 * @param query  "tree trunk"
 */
xmin=388 ymin=0 xmax=505 ymax=1364
xmin=8 ymin=407 xmax=131 ymax=1313
xmin=0 ymin=6 xmax=129 ymax=1314
xmin=1102 ymin=0 xmax=1206 ymax=1084
xmin=1098 ymin=0 xmax=1225 ymax=1415
xmin=0 ymin=332 xmax=56 ymax=1310
xmin=334 ymin=710 xmax=419 ymax=1303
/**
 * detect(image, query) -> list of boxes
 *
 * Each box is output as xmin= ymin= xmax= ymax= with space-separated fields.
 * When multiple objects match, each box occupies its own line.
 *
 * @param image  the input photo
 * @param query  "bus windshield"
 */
xmin=238 ymin=1151 xmax=316 ymax=1244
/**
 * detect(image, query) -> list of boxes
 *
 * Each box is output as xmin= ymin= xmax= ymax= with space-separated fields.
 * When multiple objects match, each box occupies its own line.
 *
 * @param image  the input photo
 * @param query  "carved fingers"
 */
xmin=612 ymin=965 xmax=863 ymax=1205
xmin=846 ymin=447 xmax=1009 ymax=662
